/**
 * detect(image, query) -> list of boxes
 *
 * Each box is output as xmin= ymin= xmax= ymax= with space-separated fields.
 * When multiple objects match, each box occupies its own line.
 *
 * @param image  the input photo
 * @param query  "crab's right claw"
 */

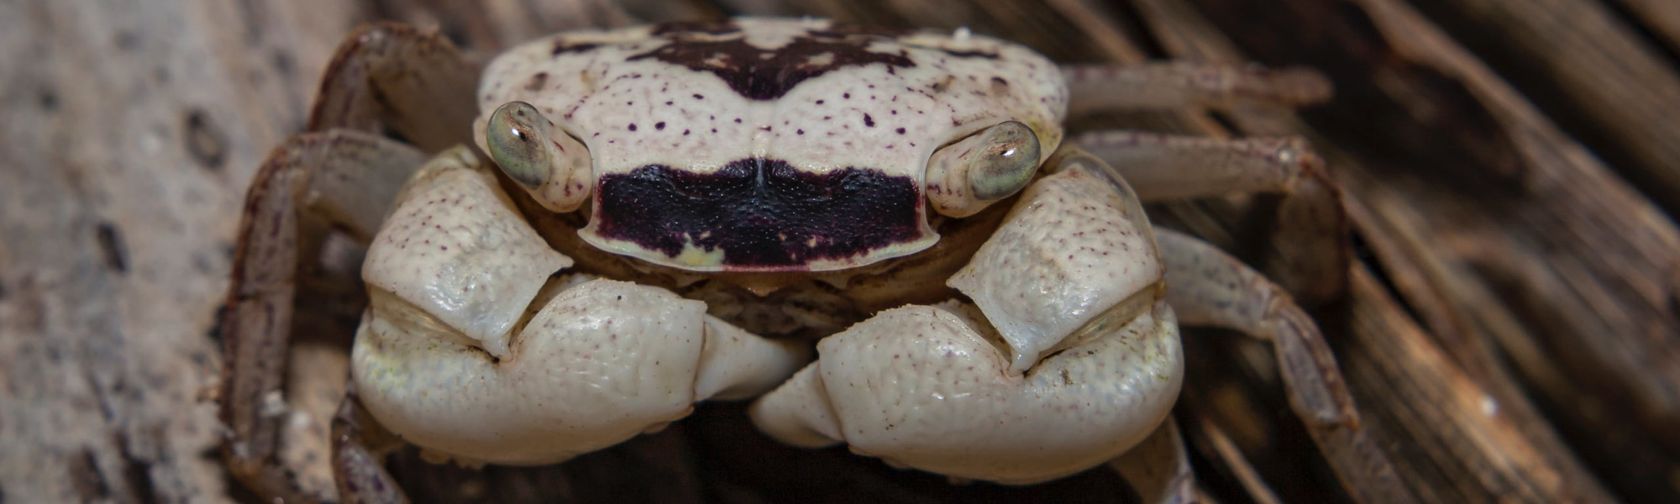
xmin=352 ymin=147 xmax=805 ymax=465
xmin=751 ymin=150 xmax=1183 ymax=484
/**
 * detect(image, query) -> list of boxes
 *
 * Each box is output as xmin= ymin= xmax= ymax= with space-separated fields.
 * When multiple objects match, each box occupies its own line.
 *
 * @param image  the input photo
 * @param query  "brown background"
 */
xmin=2 ymin=0 xmax=1678 ymax=502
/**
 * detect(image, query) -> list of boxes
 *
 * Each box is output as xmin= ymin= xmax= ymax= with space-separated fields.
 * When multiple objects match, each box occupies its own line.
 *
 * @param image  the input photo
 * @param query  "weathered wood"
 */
xmin=1128 ymin=1 xmax=1628 ymax=500
xmin=0 ymin=1 xmax=362 ymax=501
xmin=1406 ymin=0 xmax=1680 ymax=217
xmin=1186 ymin=0 xmax=1680 ymax=500
xmin=1611 ymin=0 xmax=1680 ymax=54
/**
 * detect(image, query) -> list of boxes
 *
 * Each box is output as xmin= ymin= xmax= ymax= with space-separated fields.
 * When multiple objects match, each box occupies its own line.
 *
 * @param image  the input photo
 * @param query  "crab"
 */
xmin=219 ymin=17 xmax=1401 ymax=503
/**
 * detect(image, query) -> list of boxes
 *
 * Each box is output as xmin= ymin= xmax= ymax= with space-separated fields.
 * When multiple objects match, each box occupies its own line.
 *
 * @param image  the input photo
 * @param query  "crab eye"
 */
xmin=487 ymin=101 xmax=556 ymax=187
xmin=485 ymin=101 xmax=593 ymax=212
xmin=925 ymin=121 xmax=1042 ymax=218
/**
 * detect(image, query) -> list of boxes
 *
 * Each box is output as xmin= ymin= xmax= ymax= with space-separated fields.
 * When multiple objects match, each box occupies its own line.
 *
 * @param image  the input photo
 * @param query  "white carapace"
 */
xmin=472 ymin=17 xmax=1065 ymax=271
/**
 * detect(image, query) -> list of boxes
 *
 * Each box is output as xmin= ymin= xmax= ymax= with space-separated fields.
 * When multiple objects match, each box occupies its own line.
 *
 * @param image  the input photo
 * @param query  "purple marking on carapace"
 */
xmin=592 ymin=158 xmax=924 ymax=269
xmin=551 ymin=40 xmax=601 ymax=56
xmin=628 ymin=23 xmax=915 ymax=101
xmin=934 ymin=48 xmax=999 ymax=59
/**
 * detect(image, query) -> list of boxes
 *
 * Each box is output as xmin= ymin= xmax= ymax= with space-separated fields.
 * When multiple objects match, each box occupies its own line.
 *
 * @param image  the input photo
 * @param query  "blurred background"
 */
xmin=2 ymin=0 xmax=1677 ymax=502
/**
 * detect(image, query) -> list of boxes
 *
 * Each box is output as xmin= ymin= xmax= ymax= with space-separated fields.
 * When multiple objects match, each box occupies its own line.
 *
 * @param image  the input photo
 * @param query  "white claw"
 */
xmin=752 ymin=153 xmax=1182 ymax=485
xmin=695 ymin=317 xmax=812 ymax=401
xmin=948 ymin=162 xmax=1163 ymax=374
xmin=361 ymin=148 xmax=570 ymax=361
xmin=353 ymin=150 xmax=803 ymax=466
xmin=750 ymin=302 xmax=1181 ymax=485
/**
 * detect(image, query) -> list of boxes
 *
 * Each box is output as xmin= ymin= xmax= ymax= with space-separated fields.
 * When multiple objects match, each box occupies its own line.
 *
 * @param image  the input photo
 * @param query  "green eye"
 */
xmin=967 ymin=121 xmax=1040 ymax=201
xmin=487 ymin=101 xmax=555 ymax=188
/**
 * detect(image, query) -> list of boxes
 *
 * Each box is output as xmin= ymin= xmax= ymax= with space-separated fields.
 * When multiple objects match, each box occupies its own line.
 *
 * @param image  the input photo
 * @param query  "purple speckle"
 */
xmin=863 ymin=114 xmax=875 ymax=127
xmin=655 ymin=122 xmax=666 ymax=130
xmin=628 ymin=123 xmax=638 ymax=131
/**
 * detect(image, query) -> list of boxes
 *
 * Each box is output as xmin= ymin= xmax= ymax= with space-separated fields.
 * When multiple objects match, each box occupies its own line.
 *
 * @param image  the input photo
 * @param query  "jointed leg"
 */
xmin=1107 ymin=419 xmax=1198 ymax=504
xmin=1061 ymin=62 xmax=1331 ymax=116
xmin=222 ymin=22 xmax=483 ymax=502
xmin=332 ymin=392 xmax=407 ymax=504
xmin=1064 ymin=59 xmax=1346 ymax=304
xmin=1156 ymin=229 xmax=1416 ymax=503
xmin=1072 ymin=130 xmax=1318 ymax=201
xmin=308 ymin=22 xmax=481 ymax=153
xmin=219 ymin=132 xmax=426 ymax=502
xmin=1073 ymin=129 xmax=1348 ymax=305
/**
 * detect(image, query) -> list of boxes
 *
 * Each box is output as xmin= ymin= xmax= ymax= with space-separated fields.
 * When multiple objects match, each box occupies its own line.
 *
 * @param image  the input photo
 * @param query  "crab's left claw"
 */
xmin=750 ymin=149 xmax=1182 ymax=484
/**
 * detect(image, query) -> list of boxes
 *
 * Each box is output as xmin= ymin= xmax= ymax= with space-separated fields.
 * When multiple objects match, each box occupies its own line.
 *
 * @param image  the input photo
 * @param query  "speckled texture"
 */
xmin=750 ymin=301 xmax=1181 ymax=484
xmin=353 ymin=279 xmax=709 ymax=465
xmin=948 ymin=166 xmax=1164 ymax=373
xmin=473 ymin=17 xmax=1067 ymax=271
xmin=352 ymin=150 xmax=806 ymax=465
xmin=361 ymin=148 xmax=571 ymax=359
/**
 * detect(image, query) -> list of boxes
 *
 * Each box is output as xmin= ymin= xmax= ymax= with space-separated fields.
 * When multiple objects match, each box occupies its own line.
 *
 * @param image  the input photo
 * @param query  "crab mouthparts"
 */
xmin=581 ymin=157 xmax=933 ymax=271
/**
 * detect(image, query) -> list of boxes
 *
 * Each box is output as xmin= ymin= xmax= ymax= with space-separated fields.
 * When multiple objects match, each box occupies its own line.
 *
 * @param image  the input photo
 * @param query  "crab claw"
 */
xmin=751 ymin=153 xmax=1182 ymax=484
xmin=353 ymin=148 xmax=806 ymax=465
xmin=925 ymin=121 xmax=1043 ymax=218
xmin=949 ymin=151 xmax=1165 ymax=373
xmin=750 ymin=300 xmax=1180 ymax=485
xmin=484 ymin=101 xmax=593 ymax=212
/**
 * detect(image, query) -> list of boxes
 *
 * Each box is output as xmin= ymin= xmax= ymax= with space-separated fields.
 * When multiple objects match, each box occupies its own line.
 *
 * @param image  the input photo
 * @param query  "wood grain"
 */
xmin=1407 ymin=0 xmax=1680 ymax=216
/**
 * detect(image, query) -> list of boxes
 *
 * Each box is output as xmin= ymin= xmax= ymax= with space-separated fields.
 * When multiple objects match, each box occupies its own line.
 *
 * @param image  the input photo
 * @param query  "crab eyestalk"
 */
xmin=925 ymin=121 xmax=1042 ymax=218
xmin=486 ymin=101 xmax=593 ymax=212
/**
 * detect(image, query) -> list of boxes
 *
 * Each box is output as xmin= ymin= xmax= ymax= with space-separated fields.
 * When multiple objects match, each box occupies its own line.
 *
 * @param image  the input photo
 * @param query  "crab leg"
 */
xmin=1107 ymin=419 xmax=1198 ymax=504
xmin=1061 ymin=62 xmax=1331 ymax=116
xmin=1155 ymin=229 xmax=1417 ymax=503
xmin=220 ymin=22 xmax=490 ymax=502
xmin=219 ymin=131 xmax=426 ymax=503
xmin=1070 ymin=131 xmax=1318 ymax=201
xmin=307 ymin=22 xmax=481 ymax=152
xmin=1061 ymin=61 xmax=1343 ymax=304
xmin=331 ymin=392 xmax=407 ymax=504
xmin=1071 ymin=129 xmax=1348 ymax=306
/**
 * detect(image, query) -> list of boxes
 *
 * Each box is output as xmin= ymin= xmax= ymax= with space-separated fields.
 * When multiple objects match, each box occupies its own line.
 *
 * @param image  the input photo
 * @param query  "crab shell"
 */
xmin=352 ymin=17 xmax=1179 ymax=485
xmin=472 ymin=18 xmax=1067 ymax=272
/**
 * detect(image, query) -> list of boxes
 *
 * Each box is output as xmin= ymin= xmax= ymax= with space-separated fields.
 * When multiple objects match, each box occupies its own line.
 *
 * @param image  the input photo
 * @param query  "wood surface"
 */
xmin=2 ymin=0 xmax=1676 ymax=502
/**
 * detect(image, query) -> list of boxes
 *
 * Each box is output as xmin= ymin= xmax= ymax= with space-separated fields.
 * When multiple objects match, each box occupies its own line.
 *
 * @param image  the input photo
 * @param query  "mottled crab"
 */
xmin=220 ymin=17 xmax=1391 ymax=503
